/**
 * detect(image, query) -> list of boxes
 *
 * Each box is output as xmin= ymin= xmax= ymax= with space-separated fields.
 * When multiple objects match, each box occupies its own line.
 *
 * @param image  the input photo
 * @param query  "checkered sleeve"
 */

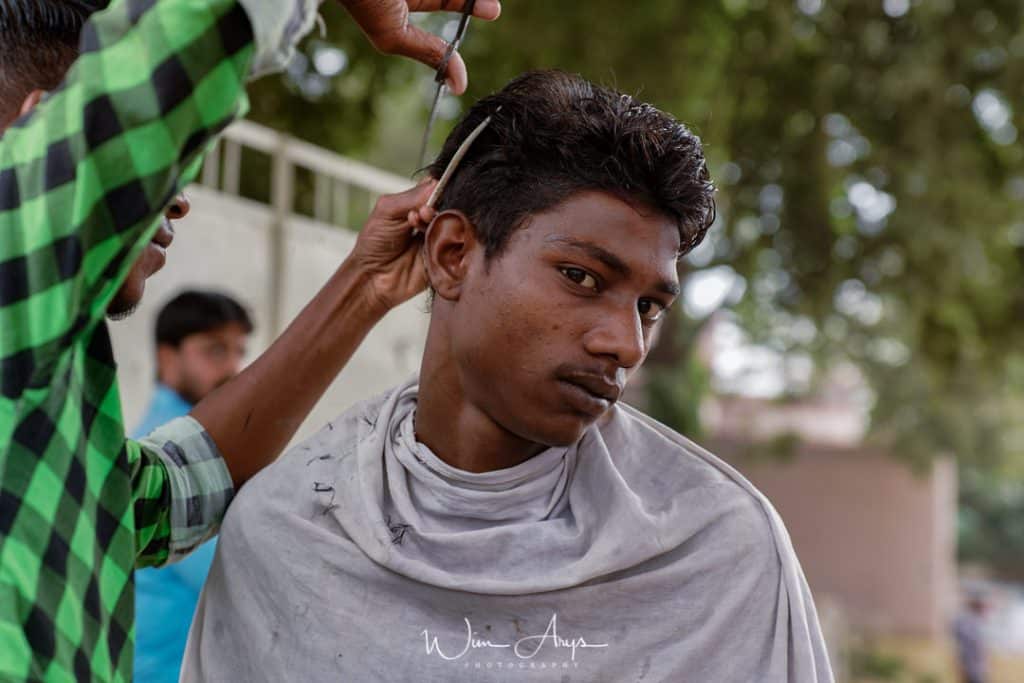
xmin=0 ymin=0 xmax=254 ymax=397
xmin=131 ymin=417 xmax=234 ymax=569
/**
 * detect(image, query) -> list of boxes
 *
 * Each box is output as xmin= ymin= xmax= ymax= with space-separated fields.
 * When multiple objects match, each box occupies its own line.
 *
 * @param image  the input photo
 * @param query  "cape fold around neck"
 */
xmin=326 ymin=377 xmax=727 ymax=595
xmin=386 ymin=395 xmax=576 ymax=531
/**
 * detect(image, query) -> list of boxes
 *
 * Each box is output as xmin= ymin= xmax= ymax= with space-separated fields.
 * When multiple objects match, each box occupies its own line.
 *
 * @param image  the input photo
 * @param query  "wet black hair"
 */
xmin=155 ymin=290 xmax=254 ymax=349
xmin=0 ymin=1 xmax=108 ymax=119
xmin=427 ymin=70 xmax=716 ymax=259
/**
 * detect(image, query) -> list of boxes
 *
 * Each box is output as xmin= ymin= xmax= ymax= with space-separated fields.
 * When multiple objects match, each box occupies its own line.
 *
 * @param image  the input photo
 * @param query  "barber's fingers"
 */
xmin=377 ymin=22 xmax=472 ymax=93
xmin=342 ymin=0 xmax=500 ymax=94
xmin=373 ymin=179 xmax=437 ymax=222
xmin=407 ymin=0 xmax=502 ymax=21
xmin=407 ymin=205 xmax=438 ymax=231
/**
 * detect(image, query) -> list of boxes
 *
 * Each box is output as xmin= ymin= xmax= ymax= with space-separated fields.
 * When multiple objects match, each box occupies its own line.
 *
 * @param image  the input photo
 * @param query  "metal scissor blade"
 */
xmin=417 ymin=0 xmax=477 ymax=170
xmin=419 ymin=81 xmax=447 ymax=170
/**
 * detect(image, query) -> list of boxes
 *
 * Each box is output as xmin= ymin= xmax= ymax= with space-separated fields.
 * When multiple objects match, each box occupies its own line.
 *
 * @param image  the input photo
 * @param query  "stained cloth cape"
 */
xmin=182 ymin=379 xmax=834 ymax=682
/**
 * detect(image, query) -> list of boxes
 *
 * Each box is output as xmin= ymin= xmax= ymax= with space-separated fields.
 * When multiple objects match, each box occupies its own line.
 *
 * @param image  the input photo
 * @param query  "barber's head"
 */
xmin=0 ymin=0 xmax=188 ymax=319
xmin=154 ymin=291 xmax=253 ymax=405
xmin=423 ymin=70 xmax=715 ymax=447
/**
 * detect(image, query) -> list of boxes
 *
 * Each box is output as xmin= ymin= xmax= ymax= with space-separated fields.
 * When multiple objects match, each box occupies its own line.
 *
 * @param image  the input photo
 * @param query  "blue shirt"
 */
xmin=133 ymin=384 xmax=217 ymax=683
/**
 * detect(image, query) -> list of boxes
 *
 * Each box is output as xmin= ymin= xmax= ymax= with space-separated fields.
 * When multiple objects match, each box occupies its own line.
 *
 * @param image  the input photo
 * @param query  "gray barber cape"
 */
xmin=182 ymin=379 xmax=833 ymax=682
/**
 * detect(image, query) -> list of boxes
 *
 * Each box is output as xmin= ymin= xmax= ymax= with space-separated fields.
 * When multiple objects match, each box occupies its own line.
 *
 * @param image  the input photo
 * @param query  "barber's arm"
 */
xmin=131 ymin=183 xmax=435 ymax=566
xmin=191 ymin=181 xmax=436 ymax=488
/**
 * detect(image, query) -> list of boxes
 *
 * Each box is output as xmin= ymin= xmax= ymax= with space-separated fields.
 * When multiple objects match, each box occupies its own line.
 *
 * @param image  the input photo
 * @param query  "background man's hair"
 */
xmin=427 ymin=70 xmax=716 ymax=259
xmin=0 ymin=1 xmax=107 ymax=120
xmin=155 ymin=290 xmax=254 ymax=348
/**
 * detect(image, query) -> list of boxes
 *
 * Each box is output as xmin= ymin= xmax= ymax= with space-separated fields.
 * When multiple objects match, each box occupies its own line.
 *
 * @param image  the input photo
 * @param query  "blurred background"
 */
xmin=110 ymin=1 xmax=1024 ymax=680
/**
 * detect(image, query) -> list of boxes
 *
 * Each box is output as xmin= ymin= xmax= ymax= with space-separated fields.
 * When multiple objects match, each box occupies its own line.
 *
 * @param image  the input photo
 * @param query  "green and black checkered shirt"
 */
xmin=0 ymin=0 xmax=320 ymax=680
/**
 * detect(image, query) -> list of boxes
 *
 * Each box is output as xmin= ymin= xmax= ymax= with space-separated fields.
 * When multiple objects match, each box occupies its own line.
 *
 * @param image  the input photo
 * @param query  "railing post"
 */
xmin=314 ymin=174 xmax=331 ymax=224
xmin=201 ymin=141 xmax=220 ymax=189
xmin=333 ymin=182 xmax=349 ymax=229
xmin=223 ymin=140 xmax=242 ymax=197
xmin=269 ymin=133 xmax=293 ymax=335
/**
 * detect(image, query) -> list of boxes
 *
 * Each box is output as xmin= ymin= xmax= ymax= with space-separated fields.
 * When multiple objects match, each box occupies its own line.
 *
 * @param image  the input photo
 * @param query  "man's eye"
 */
xmin=638 ymin=299 xmax=667 ymax=322
xmin=559 ymin=267 xmax=598 ymax=291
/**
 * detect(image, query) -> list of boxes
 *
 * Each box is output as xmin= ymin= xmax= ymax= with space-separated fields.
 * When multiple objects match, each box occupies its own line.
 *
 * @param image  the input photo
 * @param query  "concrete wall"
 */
xmin=712 ymin=439 xmax=958 ymax=637
xmin=110 ymin=185 xmax=428 ymax=443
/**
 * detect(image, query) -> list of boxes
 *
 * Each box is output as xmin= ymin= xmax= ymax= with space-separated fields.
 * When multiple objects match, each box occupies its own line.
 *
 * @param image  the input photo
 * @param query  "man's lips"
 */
xmin=144 ymin=242 xmax=167 ymax=273
xmin=152 ymin=219 xmax=175 ymax=249
xmin=560 ymin=372 xmax=622 ymax=403
xmin=556 ymin=371 xmax=623 ymax=417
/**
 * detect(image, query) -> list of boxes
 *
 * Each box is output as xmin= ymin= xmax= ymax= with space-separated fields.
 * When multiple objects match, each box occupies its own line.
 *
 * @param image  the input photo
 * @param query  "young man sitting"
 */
xmin=182 ymin=70 xmax=834 ymax=682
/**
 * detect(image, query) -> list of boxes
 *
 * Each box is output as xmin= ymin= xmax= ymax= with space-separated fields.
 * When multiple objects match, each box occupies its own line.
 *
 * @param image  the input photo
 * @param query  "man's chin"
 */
xmin=106 ymin=298 xmax=140 ymax=321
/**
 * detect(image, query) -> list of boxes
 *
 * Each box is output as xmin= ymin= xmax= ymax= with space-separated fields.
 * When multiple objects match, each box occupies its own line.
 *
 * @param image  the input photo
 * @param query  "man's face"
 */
xmin=450 ymin=190 xmax=681 ymax=447
xmin=2 ymin=85 xmax=190 ymax=320
xmin=158 ymin=322 xmax=249 ymax=404
xmin=107 ymin=197 xmax=190 ymax=318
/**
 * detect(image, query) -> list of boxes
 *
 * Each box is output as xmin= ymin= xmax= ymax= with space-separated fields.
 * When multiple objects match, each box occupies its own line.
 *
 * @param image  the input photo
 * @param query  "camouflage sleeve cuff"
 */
xmin=236 ymin=0 xmax=324 ymax=76
xmin=137 ymin=416 xmax=235 ymax=562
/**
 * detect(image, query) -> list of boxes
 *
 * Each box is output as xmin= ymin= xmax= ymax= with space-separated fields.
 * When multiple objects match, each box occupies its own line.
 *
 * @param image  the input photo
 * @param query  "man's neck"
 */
xmin=415 ymin=358 xmax=545 ymax=474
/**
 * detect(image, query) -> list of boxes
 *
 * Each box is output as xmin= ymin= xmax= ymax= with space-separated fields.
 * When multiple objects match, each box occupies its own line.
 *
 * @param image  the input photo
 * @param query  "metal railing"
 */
xmin=197 ymin=119 xmax=412 ymax=331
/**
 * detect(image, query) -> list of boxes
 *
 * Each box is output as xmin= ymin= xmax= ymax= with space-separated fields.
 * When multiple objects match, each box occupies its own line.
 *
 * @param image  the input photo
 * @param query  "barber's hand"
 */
xmin=337 ymin=0 xmax=502 ymax=95
xmin=350 ymin=180 xmax=438 ymax=314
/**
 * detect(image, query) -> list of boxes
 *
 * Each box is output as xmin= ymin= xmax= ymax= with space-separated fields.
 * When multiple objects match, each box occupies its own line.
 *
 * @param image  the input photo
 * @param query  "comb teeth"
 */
xmin=426 ymin=107 xmax=501 ymax=209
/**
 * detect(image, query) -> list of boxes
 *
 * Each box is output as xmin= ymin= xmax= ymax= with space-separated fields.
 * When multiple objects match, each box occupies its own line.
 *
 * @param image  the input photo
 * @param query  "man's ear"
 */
xmin=19 ymin=90 xmax=45 ymax=118
xmin=422 ymin=210 xmax=480 ymax=301
xmin=0 ymin=90 xmax=45 ymax=134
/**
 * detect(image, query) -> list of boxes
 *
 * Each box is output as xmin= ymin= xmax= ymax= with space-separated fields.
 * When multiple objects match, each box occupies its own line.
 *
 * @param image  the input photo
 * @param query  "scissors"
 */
xmin=417 ymin=0 xmax=478 ymax=171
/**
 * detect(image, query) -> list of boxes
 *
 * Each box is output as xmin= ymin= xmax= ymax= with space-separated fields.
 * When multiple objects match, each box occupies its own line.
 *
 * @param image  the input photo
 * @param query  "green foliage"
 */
xmin=846 ymin=643 xmax=942 ymax=683
xmin=959 ymin=465 xmax=1024 ymax=580
xmin=646 ymin=350 xmax=709 ymax=441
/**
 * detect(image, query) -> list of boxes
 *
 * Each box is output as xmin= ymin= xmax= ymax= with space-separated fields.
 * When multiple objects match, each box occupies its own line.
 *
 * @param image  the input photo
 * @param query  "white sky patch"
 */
xmin=684 ymin=266 xmax=746 ymax=318
xmin=847 ymin=181 xmax=896 ymax=224
xmin=973 ymin=89 xmax=1018 ymax=145
xmin=867 ymin=338 xmax=910 ymax=366
xmin=312 ymin=46 xmax=347 ymax=77
xmin=797 ymin=0 xmax=825 ymax=17
xmin=834 ymin=279 xmax=884 ymax=326
xmin=882 ymin=0 xmax=909 ymax=18
xmin=711 ymin=330 xmax=793 ymax=399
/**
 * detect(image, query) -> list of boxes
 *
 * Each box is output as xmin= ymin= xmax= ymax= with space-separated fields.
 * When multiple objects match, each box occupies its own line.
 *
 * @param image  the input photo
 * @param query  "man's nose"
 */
xmin=165 ymin=194 xmax=190 ymax=220
xmin=582 ymin=306 xmax=647 ymax=369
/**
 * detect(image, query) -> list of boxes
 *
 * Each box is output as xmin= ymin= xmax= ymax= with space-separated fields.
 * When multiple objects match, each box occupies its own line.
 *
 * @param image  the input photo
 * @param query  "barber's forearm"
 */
xmin=190 ymin=260 xmax=386 ymax=487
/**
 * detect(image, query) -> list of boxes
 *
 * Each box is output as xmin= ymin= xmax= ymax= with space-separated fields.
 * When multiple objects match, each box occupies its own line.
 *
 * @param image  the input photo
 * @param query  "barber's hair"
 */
xmin=155 ymin=290 xmax=254 ymax=349
xmin=427 ymin=70 xmax=716 ymax=259
xmin=0 ymin=1 xmax=107 ymax=119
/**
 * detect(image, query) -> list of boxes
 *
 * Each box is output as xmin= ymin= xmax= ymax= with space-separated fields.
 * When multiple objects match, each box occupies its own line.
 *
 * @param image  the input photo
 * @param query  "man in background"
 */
xmin=954 ymin=594 xmax=990 ymax=683
xmin=132 ymin=291 xmax=253 ymax=683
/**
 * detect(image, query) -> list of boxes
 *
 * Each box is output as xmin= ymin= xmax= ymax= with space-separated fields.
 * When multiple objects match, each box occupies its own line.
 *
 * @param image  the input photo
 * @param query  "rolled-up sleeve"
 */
xmin=237 ymin=0 xmax=325 ymax=76
xmin=131 ymin=417 xmax=234 ymax=568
